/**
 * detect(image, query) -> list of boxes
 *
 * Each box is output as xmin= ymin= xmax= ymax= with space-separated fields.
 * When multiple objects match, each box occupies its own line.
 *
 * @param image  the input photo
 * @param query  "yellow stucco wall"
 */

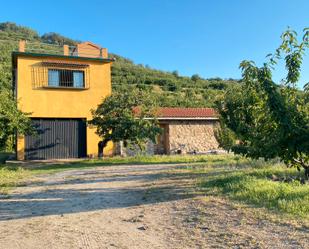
xmin=16 ymin=54 xmax=113 ymax=160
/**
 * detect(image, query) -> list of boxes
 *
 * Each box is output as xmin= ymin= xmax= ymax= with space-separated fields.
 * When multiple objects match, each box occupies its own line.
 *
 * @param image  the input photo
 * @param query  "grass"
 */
xmin=0 ymin=166 xmax=30 ymax=194
xmin=23 ymin=154 xmax=238 ymax=174
xmin=0 ymin=154 xmax=234 ymax=194
xmin=1 ymin=153 xmax=308 ymax=219
xmin=188 ymin=158 xmax=309 ymax=218
xmin=0 ymin=152 xmax=26 ymax=194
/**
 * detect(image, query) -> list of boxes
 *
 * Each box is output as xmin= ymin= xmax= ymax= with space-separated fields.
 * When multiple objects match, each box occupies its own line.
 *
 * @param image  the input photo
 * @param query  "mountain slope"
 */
xmin=0 ymin=22 xmax=240 ymax=107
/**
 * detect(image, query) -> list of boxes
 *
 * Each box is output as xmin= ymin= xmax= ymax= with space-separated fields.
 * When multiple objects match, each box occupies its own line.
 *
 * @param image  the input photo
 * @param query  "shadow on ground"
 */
xmin=0 ymin=164 xmax=201 ymax=221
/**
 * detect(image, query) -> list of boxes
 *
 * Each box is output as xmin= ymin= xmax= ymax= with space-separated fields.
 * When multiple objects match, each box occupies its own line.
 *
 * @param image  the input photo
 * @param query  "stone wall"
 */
xmin=113 ymin=120 xmax=220 ymax=156
xmin=167 ymin=120 xmax=219 ymax=154
xmin=114 ymin=140 xmax=155 ymax=156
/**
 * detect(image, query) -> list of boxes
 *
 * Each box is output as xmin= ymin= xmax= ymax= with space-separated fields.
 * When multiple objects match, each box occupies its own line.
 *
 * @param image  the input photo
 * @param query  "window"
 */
xmin=48 ymin=69 xmax=85 ymax=88
xmin=48 ymin=70 xmax=59 ymax=87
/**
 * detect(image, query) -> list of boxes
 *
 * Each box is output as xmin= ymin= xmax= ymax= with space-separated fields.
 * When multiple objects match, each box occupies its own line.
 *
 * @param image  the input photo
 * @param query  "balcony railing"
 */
xmin=31 ymin=61 xmax=90 ymax=89
xmin=19 ymin=41 xmax=109 ymax=59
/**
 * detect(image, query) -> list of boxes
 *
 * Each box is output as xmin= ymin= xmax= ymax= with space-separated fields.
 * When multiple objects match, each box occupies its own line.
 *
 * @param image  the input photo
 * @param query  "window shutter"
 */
xmin=48 ymin=70 xmax=59 ymax=86
xmin=73 ymin=71 xmax=84 ymax=88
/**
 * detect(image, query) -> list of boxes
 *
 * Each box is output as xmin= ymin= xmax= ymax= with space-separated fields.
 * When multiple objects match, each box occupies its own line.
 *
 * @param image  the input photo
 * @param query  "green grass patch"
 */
xmin=195 ymin=159 xmax=309 ymax=217
xmin=27 ymin=154 xmax=239 ymax=174
xmin=87 ymin=154 xmax=239 ymax=165
xmin=0 ymin=166 xmax=30 ymax=194
xmin=0 ymin=154 xmax=237 ymax=194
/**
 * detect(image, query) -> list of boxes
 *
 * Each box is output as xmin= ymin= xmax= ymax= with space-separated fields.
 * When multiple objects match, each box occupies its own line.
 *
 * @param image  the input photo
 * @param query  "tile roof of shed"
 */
xmin=156 ymin=107 xmax=218 ymax=118
xmin=133 ymin=107 xmax=218 ymax=120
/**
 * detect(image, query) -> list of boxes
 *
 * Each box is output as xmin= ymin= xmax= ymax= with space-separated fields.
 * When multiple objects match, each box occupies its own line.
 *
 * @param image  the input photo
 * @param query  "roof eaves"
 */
xmin=11 ymin=51 xmax=115 ymax=63
xmin=144 ymin=117 xmax=219 ymax=120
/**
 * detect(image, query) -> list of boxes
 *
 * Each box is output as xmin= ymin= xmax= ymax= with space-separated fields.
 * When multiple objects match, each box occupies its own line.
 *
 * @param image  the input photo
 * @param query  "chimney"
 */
xmin=19 ymin=40 xmax=26 ymax=52
xmin=63 ymin=45 xmax=69 ymax=56
xmin=100 ymin=48 xmax=108 ymax=58
xmin=75 ymin=42 xmax=105 ymax=58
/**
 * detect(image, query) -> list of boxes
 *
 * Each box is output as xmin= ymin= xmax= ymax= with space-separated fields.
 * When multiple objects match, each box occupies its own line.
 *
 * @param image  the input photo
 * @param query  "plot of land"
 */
xmin=0 ymin=160 xmax=308 ymax=249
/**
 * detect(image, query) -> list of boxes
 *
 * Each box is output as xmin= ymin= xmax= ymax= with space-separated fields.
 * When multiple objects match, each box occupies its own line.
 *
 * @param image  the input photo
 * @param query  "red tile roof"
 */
xmin=156 ymin=107 xmax=218 ymax=119
xmin=134 ymin=107 xmax=218 ymax=119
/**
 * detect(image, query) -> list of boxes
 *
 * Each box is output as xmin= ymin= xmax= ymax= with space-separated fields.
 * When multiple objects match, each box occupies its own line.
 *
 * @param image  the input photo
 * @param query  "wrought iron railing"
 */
xmin=23 ymin=41 xmax=108 ymax=58
xmin=31 ymin=61 xmax=90 ymax=89
xmin=25 ymin=41 xmax=64 ymax=55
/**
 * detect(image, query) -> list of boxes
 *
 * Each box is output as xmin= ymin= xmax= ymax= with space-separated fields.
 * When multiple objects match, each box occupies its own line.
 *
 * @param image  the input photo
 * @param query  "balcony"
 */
xmin=31 ymin=60 xmax=90 ymax=90
xmin=14 ymin=40 xmax=114 ymax=90
xmin=18 ymin=40 xmax=109 ymax=59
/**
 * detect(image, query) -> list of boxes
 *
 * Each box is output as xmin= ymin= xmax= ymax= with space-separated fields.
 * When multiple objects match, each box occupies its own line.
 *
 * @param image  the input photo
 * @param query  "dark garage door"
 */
xmin=25 ymin=118 xmax=87 ymax=160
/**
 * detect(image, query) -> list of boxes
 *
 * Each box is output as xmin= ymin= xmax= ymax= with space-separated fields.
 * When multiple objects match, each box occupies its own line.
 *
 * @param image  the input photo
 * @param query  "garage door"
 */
xmin=25 ymin=118 xmax=87 ymax=160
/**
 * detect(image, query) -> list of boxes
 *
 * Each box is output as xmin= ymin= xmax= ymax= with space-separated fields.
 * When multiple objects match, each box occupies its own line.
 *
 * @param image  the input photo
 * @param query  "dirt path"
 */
xmin=0 ymin=164 xmax=308 ymax=249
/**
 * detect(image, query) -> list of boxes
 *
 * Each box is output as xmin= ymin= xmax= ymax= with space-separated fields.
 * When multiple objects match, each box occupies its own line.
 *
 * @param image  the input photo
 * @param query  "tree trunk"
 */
xmin=305 ymin=166 xmax=309 ymax=180
xmin=119 ymin=141 xmax=127 ymax=157
xmin=98 ymin=139 xmax=110 ymax=158
xmin=292 ymin=158 xmax=309 ymax=180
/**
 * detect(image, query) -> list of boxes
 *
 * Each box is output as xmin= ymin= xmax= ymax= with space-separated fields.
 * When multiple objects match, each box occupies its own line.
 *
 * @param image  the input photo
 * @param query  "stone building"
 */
xmin=117 ymin=107 xmax=220 ymax=156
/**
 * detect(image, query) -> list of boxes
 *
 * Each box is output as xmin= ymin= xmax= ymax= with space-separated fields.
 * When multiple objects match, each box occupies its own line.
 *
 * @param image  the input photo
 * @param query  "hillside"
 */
xmin=0 ymin=22 xmax=240 ymax=107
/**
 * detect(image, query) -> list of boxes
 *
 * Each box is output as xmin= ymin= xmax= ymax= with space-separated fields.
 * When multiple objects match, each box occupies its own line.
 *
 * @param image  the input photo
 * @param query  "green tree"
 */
xmin=218 ymin=28 xmax=309 ymax=178
xmin=0 ymin=90 xmax=32 ymax=150
xmin=0 ymin=22 xmax=40 ymax=40
xmin=214 ymin=122 xmax=236 ymax=152
xmin=191 ymin=74 xmax=201 ymax=82
xmin=90 ymin=88 xmax=161 ymax=156
xmin=0 ymin=41 xmax=17 ymax=90
xmin=172 ymin=70 xmax=179 ymax=77
xmin=41 ymin=32 xmax=78 ymax=46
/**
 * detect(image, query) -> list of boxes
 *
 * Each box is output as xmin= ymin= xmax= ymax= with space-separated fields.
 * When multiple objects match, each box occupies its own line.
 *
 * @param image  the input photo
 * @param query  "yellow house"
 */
xmin=13 ymin=41 xmax=114 ymax=160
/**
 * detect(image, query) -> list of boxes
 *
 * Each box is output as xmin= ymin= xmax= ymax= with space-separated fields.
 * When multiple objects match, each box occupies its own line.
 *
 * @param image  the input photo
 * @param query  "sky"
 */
xmin=1 ymin=0 xmax=308 ymax=88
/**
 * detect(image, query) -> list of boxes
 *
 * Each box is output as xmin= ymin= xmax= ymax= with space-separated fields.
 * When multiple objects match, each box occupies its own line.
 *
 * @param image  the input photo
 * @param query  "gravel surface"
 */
xmin=0 ymin=163 xmax=308 ymax=249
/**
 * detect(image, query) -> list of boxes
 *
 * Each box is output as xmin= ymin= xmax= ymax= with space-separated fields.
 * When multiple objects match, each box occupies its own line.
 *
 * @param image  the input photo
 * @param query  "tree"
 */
xmin=0 ymin=90 xmax=32 ymax=150
xmin=41 ymin=32 xmax=77 ymax=46
xmin=0 ymin=22 xmax=40 ymax=40
xmin=214 ymin=122 xmax=236 ymax=152
xmin=172 ymin=70 xmax=179 ymax=77
xmin=90 ymin=88 xmax=161 ymax=156
xmin=0 ymin=41 xmax=17 ymax=90
xmin=191 ymin=74 xmax=201 ymax=82
xmin=217 ymin=28 xmax=309 ymax=178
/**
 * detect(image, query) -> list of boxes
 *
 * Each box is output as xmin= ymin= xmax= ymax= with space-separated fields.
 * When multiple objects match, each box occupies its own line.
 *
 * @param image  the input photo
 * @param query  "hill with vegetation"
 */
xmin=0 ymin=22 xmax=240 ymax=107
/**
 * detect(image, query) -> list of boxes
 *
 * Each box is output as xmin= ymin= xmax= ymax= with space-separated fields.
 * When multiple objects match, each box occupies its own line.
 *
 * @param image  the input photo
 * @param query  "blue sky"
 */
xmin=1 ymin=0 xmax=308 ymax=88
